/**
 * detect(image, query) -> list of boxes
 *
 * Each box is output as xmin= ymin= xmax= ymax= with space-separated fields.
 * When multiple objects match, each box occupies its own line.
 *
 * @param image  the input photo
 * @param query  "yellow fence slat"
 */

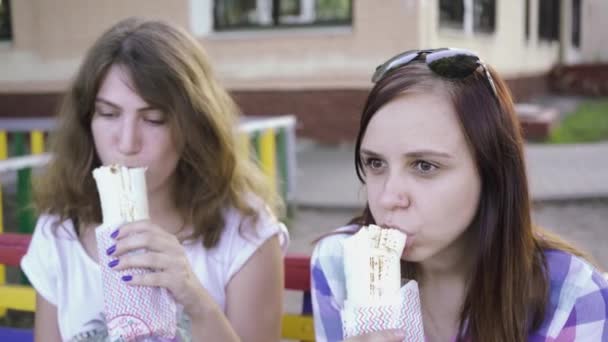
xmin=0 ymin=131 xmax=6 ymax=160
xmin=30 ymin=130 xmax=45 ymax=154
xmin=258 ymin=128 xmax=277 ymax=193
xmin=0 ymin=285 xmax=36 ymax=312
xmin=281 ymin=314 xmax=315 ymax=341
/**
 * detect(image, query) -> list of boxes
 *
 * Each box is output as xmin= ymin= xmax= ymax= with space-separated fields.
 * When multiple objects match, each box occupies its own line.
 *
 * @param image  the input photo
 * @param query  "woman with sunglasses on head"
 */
xmin=20 ymin=17 xmax=289 ymax=341
xmin=310 ymin=48 xmax=608 ymax=341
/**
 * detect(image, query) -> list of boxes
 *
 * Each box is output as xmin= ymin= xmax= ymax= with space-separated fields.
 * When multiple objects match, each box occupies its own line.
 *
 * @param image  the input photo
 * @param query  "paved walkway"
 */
xmin=295 ymin=95 xmax=608 ymax=208
xmin=294 ymin=140 xmax=608 ymax=209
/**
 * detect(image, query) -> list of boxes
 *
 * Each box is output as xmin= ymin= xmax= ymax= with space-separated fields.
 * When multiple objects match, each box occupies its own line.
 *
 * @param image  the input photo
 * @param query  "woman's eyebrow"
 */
xmin=95 ymin=97 xmax=120 ymax=109
xmin=404 ymin=150 xmax=453 ymax=159
xmin=360 ymin=148 xmax=452 ymax=159
xmin=95 ymin=97 xmax=158 ymax=112
xmin=360 ymin=149 xmax=383 ymax=157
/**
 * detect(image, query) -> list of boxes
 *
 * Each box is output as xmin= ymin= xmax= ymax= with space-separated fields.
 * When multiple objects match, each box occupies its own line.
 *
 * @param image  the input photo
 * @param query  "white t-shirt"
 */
xmin=21 ymin=205 xmax=289 ymax=342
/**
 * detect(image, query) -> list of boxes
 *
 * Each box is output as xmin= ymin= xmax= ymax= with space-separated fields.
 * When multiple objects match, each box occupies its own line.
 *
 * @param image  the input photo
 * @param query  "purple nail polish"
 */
xmin=110 ymin=229 xmax=120 ymax=239
xmin=122 ymin=275 xmax=132 ymax=282
xmin=106 ymin=245 xmax=116 ymax=256
xmin=108 ymin=259 xmax=119 ymax=268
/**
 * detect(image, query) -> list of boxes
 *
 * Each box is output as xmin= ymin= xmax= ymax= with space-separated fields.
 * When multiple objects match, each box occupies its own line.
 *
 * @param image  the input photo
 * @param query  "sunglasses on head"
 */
xmin=371 ymin=48 xmax=498 ymax=99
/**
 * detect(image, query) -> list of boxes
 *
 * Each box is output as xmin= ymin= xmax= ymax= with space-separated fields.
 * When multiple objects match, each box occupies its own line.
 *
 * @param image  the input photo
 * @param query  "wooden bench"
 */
xmin=0 ymin=233 xmax=314 ymax=341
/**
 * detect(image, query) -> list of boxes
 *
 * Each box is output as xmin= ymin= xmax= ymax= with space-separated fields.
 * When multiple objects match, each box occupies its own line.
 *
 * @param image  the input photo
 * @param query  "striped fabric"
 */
xmin=310 ymin=226 xmax=608 ymax=341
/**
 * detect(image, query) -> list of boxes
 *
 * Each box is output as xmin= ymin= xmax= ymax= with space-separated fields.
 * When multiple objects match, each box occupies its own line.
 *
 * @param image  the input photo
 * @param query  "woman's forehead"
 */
xmin=364 ymin=93 xmax=466 ymax=150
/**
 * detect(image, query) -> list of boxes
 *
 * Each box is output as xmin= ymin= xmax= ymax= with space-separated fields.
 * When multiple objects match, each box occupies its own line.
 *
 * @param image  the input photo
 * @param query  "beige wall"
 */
xmin=11 ymin=0 xmax=189 ymax=58
xmin=579 ymin=0 xmax=608 ymax=63
xmin=0 ymin=0 xmax=421 ymax=92
xmin=561 ymin=0 xmax=608 ymax=64
xmin=200 ymin=0 xmax=421 ymax=90
xmin=0 ymin=0 xmax=189 ymax=92
xmin=1 ymin=0 xmax=604 ymax=93
xmin=421 ymin=0 xmax=559 ymax=78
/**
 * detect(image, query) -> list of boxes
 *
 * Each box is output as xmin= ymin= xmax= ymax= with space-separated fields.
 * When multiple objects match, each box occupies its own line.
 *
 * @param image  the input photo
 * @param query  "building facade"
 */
xmin=0 ymin=0 xmax=606 ymax=142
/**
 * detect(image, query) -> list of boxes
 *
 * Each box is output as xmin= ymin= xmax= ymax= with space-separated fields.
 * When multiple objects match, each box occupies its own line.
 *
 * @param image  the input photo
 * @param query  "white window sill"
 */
xmin=0 ymin=41 xmax=13 ymax=51
xmin=205 ymin=25 xmax=353 ymax=40
xmin=437 ymin=27 xmax=496 ymax=40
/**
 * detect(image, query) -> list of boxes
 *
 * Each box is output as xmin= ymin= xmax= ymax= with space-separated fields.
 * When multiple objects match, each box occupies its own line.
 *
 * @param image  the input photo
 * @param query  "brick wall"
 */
xmin=232 ymin=89 xmax=368 ymax=144
xmin=549 ymin=64 xmax=608 ymax=96
xmin=0 ymin=93 xmax=61 ymax=118
xmin=0 ymin=74 xmax=549 ymax=144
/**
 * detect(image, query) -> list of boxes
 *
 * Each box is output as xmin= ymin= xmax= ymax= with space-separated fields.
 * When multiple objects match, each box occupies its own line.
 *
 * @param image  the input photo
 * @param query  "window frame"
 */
xmin=438 ymin=0 xmax=496 ymax=35
xmin=538 ymin=0 xmax=560 ymax=42
xmin=213 ymin=0 xmax=353 ymax=32
xmin=524 ymin=0 xmax=530 ymax=41
xmin=571 ymin=0 xmax=581 ymax=48
xmin=0 ymin=0 xmax=12 ymax=41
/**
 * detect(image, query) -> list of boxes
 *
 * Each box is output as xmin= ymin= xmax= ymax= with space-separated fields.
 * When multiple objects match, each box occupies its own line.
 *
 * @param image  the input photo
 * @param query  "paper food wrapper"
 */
xmin=93 ymin=165 xmax=177 ymax=341
xmin=341 ymin=225 xmax=425 ymax=341
xmin=341 ymin=281 xmax=425 ymax=341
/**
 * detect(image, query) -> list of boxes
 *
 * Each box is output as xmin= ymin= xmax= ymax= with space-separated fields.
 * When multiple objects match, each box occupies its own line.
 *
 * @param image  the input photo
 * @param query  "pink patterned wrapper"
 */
xmin=97 ymin=224 xmax=177 ymax=342
xmin=341 ymin=280 xmax=425 ymax=341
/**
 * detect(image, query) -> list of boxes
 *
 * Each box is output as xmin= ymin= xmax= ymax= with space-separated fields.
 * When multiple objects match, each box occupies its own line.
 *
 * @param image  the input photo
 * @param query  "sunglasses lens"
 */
xmin=427 ymin=52 xmax=479 ymax=79
xmin=372 ymin=51 xmax=419 ymax=83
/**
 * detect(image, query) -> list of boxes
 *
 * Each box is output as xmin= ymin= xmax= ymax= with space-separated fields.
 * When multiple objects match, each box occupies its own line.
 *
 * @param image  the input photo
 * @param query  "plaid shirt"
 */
xmin=311 ymin=226 xmax=608 ymax=341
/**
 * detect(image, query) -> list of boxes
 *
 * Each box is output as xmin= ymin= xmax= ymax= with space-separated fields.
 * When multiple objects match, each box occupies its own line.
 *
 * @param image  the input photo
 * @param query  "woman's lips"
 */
xmin=401 ymin=234 xmax=415 ymax=256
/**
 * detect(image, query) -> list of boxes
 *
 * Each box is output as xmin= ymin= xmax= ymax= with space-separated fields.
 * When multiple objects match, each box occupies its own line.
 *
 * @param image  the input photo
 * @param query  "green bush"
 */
xmin=548 ymin=99 xmax=608 ymax=143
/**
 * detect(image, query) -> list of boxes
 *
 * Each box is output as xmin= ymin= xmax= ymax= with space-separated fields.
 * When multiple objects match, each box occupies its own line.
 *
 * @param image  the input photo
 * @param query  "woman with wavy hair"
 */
xmin=21 ymin=17 xmax=288 ymax=341
xmin=311 ymin=49 xmax=607 ymax=341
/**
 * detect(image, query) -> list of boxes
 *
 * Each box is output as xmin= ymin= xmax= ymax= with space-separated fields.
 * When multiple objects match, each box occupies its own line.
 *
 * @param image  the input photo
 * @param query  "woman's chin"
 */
xmin=401 ymin=246 xmax=433 ymax=263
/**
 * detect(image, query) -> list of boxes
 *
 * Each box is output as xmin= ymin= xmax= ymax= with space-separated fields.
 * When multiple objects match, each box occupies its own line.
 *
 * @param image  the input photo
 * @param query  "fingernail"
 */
xmin=394 ymin=331 xmax=406 ymax=338
xmin=122 ymin=275 xmax=132 ymax=282
xmin=108 ymin=259 xmax=119 ymax=268
xmin=106 ymin=245 xmax=116 ymax=255
xmin=110 ymin=229 xmax=120 ymax=239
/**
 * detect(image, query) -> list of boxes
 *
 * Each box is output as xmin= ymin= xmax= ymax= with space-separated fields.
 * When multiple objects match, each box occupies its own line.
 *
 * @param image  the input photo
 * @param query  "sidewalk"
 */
xmin=294 ymin=140 xmax=608 ymax=209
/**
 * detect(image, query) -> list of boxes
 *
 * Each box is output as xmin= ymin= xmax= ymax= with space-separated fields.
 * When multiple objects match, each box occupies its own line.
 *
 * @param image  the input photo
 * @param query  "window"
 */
xmin=572 ymin=0 xmax=581 ymax=47
xmin=473 ymin=0 xmax=495 ymax=33
xmin=538 ymin=0 xmax=560 ymax=41
xmin=213 ymin=0 xmax=352 ymax=31
xmin=439 ymin=0 xmax=464 ymax=30
xmin=0 ymin=0 xmax=12 ymax=41
xmin=524 ymin=0 xmax=530 ymax=40
xmin=439 ymin=0 xmax=495 ymax=33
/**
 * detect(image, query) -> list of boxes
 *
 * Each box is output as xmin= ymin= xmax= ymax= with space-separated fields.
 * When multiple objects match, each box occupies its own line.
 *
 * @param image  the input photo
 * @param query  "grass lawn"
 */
xmin=548 ymin=99 xmax=608 ymax=143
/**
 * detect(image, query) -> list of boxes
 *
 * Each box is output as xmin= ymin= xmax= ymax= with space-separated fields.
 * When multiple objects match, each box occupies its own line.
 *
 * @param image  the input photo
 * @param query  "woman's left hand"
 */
xmin=108 ymin=220 xmax=214 ymax=320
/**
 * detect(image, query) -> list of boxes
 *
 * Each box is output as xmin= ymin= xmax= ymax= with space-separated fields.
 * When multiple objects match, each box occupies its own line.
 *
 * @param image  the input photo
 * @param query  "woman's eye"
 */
xmin=143 ymin=112 xmax=167 ymax=125
xmin=96 ymin=111 xmax=118 ymax=118
xmin=363 ymin=157 xmax=385 ymax=171
xmin=414 ymin=160 xmax=438 ymax=173
xmin=144 ymin=118 xmax=166 ymax=125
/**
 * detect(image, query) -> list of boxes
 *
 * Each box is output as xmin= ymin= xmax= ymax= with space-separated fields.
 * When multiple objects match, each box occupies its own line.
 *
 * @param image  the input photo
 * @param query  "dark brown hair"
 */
xmin=349 ymin=62 xmax=589 ymax=341
xmin=35 ymin=17 xmax=281 ymax=248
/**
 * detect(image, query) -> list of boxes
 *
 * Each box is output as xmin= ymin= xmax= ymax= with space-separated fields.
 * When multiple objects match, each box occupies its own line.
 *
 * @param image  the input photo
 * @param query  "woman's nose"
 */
xmin=379 ymin=171 xmax=411 ymax=211
xmin=117 ymin=118 xmax=141 ymax=155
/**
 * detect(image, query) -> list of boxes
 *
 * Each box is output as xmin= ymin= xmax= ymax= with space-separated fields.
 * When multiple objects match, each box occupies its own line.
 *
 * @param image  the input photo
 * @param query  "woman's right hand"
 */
xmin=343 ymin=330 xmax=406 ymax=342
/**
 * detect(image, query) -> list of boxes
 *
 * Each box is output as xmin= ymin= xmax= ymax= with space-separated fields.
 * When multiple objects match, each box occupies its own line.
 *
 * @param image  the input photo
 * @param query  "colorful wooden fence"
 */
xmin=0 ymin=115 xmax=297 ymax=234
xmin=0 ymin=233 xmax=314 ymax=341
xmin=0 ymin=115 xmax=300 ymax=330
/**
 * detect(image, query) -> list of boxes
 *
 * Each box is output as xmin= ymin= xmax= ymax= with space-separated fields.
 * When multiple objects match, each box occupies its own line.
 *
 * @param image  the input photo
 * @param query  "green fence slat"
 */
xmin=11 ymin=132 xmax=34 ymax=284
xmin=17 ymin=167 xmax=35 ymax=234
xmin=277 ymin=128 xmax=289 ymax=201
xmin=251 ymin=132 xmax=261 ymax=163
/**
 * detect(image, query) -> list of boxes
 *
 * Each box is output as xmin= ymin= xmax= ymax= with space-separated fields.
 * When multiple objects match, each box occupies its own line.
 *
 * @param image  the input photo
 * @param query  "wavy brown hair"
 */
xmin=35 ymin=17 xmax=281 ymax=248
xmin=349 ymin=62 xmax=590 ymax=341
